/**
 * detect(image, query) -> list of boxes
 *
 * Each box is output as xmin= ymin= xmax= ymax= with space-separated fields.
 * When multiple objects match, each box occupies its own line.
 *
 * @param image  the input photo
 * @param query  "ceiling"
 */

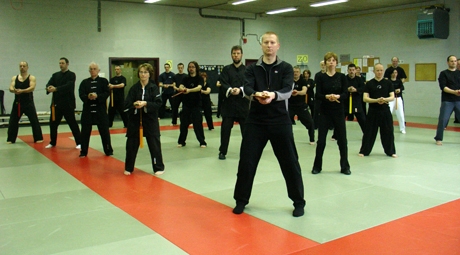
xmin=101 ymin=0 xmax=439 ymax=18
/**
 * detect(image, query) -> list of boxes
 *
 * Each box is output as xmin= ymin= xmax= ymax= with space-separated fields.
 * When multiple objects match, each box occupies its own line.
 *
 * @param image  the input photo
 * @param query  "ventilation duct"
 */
xmin=417 ymin=8 xmax=449 ymax=39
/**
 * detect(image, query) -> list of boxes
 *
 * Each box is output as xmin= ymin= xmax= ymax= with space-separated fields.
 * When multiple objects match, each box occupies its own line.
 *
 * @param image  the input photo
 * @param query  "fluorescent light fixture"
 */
xmin=144 ymin=0 xmax=160 ymax=3
xmin=310 ymin=0 xmax=348 ymax=7
xmin=232 ymin=0 xmax=256 ymax=5
xmin=266 ymin=7 xmax=297 ymax=15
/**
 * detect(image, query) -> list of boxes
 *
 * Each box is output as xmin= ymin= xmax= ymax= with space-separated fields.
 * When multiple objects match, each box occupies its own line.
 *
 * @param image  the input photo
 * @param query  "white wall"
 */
xmin=0 ymin=0 xmax=318 ymax=111
xmin=1 ymin=0 xmax=458 ymax=118
xmin=317 ymin=0 xmax=460 ymax=117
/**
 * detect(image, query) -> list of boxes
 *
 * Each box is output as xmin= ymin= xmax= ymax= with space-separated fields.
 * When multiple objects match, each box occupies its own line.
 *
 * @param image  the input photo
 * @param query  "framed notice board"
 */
xmin=415 ymin=63 xmax=437 ymax=81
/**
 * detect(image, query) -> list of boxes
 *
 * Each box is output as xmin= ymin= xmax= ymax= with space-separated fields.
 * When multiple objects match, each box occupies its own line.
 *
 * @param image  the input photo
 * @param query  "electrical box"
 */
xmin=417 ymin=8 xmax=449 ymax=39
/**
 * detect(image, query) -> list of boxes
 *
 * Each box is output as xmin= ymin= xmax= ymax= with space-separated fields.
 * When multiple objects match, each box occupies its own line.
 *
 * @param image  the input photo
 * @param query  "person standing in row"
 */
xmin=384 ymin=57 xmax=407 ymax=82
xmin=434 ymin=55 xmax=460 ymax=145
xmin=218 ymin=45 xmax=248 ymax=160
xmin=45 ymin=57 xmax=81 ymax=149
xmin=200 ymin=72 xmax=214 ymax=130
xmin=313 ymin=60 xmax=326 ymax=129
xmin=388 ymin=69 xmax=406 ymax=134
xmin=158 ymin=63 xmax=175 ymax=120
xmin=78 ymin=62 xmax=113 ymax=158
xmin=345 ymin=64 xmax=366 ymax=132
xmin=356 ymin=66 xmax=367 ymax=115
xmin=290 ymin=66 xmax=315 ymax=145
xmin=454 ymin=60 xmax=460 ymax=124
xmin=108 ymin=65 xmax=128 ymax=128
xmin=359 ymin=63 xmax=397 ymax=158
xmin=7 ymin=61 xmax=43 ymax=144
xmin=171 ymin=63 xmax=186 ymax=126
xmin=233 ymin=32 xmax=305 ymax=217
xmin=124 ymin=63 xmax=164 ymax=176
xmin=312 ymin=52 xmax=350 ymax=175
xmin=303 ymin=69 xmax=315 ymax=117
xmin=177 ymin=61 xmax=207 ymax=148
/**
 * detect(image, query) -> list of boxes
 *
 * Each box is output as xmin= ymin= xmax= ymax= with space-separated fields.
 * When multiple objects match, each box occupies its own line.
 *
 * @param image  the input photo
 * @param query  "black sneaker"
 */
xmin=311 ymin=168 xmax=321 ymax=174
xmin=218 ymin=153 xmax=226 ymax=160
xmin=233 ymin=203 xmax=245 ymax=214
xmin=293 ymin=207 xmax=305 ymax=217
xmin=340 ymin=168 xmax=351 ymax=175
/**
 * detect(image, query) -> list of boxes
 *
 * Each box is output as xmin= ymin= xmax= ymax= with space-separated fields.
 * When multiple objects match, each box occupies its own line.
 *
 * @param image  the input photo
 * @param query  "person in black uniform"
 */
xmin=171 ymin=63 xmax=186 ymax=126
xmin=455 ymin=60 xmax=460 ymax=124
xmin=233 ymin=32 xmax=305 ymax=217
xmin=359 ymin=63 xmax=397 ymax=158
xmin=200 ymin=72 xmax=214 ymax=130
xmin=388 ymin=69 xmax=406 ymax=134
xmin=303 ymin=69 xmax=315 ymax=116
xmin=158 ymin=63 xmax=175 ymax=119
xmin=356 ymin=66 xmax=367 ymax=115
xmin=384 ymin=57 xmax=407 ymax=82
xmin=7 ymin=61 xmax=43 ymax=144
xmin=108 ymin=65 xmax=128 ymax=128
xmin=313 ymin=61 xmax=326 ymax=129
xmin=434 ymin=55 xmax=460 ymax=145
xmin=78 ymin=62 xmax=113 ymax=158
xmin=45 ymin=57 xmax=81 ymax=149
xmin=344 ymin=64 xmax=366 ymax=132
xmin=218 ymin=45 xmax=249 ymax=160
xmin=124 ymin=63 xmax=164 ymax=176
xmin=177 ymin=61 xmax=207 ymax=148
xmin=312 ymin=52 xmax=350 ymax=175
xmin=290 ymin=66 xmax=315 ymax=144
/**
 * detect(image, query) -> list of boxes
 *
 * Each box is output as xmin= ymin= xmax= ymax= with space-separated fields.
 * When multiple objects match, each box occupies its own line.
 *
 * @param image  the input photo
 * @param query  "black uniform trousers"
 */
xmin=289 ymin=104 xmax=315 ymax=142
xmin=219 ymin=116 xmax=246 ymax=155
xmin=178 ymin=105 xmax=206 ymax=146
xmin=313 ymin=111 xmax=350 ymax=171
xmin=234 ymin=123 xmax=305 ymax=208
xmin=359 ymin=108 xmax=396 ymax=156
xmin=7 ymin=102 xmax=43 ymax=143
xmin=307 ymin=100 xmax=315 ymax=117
xmin=343 ymin=98 xmax=366 ymax=132
xmin=170 ymin=95 xmax=182 ymax=125
xmin=125 ymin=134 xmax=164 ymax=173
xmin=202 ymin=98 xmax=214 ymax=130
xmin=108 ymin=100 xmax=128 ymax=128
xmin=159 ymin=93 xmax=173 ymax=119
xmin=313 ymin=100 xmax=321 ymax=129
xmin=49 ymin=106 xmax=81 ymax=146
xmin=80 ymin=119 xmax=113 ymax=156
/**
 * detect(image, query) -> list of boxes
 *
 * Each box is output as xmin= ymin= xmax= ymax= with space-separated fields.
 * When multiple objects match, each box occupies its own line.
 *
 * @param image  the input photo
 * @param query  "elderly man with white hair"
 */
xmin=78 ymin=62 xmax=113 ymax=158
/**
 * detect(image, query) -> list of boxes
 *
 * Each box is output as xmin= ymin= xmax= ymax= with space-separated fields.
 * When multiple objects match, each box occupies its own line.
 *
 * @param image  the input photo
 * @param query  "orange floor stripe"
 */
xmin=290 ymin=199 xmax=460 ymax=255
xmin=22 ymin=132 xmax=319 ymax=255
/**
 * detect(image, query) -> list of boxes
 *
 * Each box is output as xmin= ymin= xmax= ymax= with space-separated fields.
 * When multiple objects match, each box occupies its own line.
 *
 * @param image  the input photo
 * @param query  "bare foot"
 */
xmin=391 ymin=154 xmax=398 ymax=158
xmin=435 ymin=140 xmax=442 ymax=146
xmin=358 ymin=153 xmax=364 ymax=157
xmin=309 ymin=142 xmax=316 ymax=145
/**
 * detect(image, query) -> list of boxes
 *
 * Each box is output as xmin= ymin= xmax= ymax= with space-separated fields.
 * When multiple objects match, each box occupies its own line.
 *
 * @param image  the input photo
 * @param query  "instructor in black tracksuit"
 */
xmin=232 ymin=32 xmax=305 ymax=217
